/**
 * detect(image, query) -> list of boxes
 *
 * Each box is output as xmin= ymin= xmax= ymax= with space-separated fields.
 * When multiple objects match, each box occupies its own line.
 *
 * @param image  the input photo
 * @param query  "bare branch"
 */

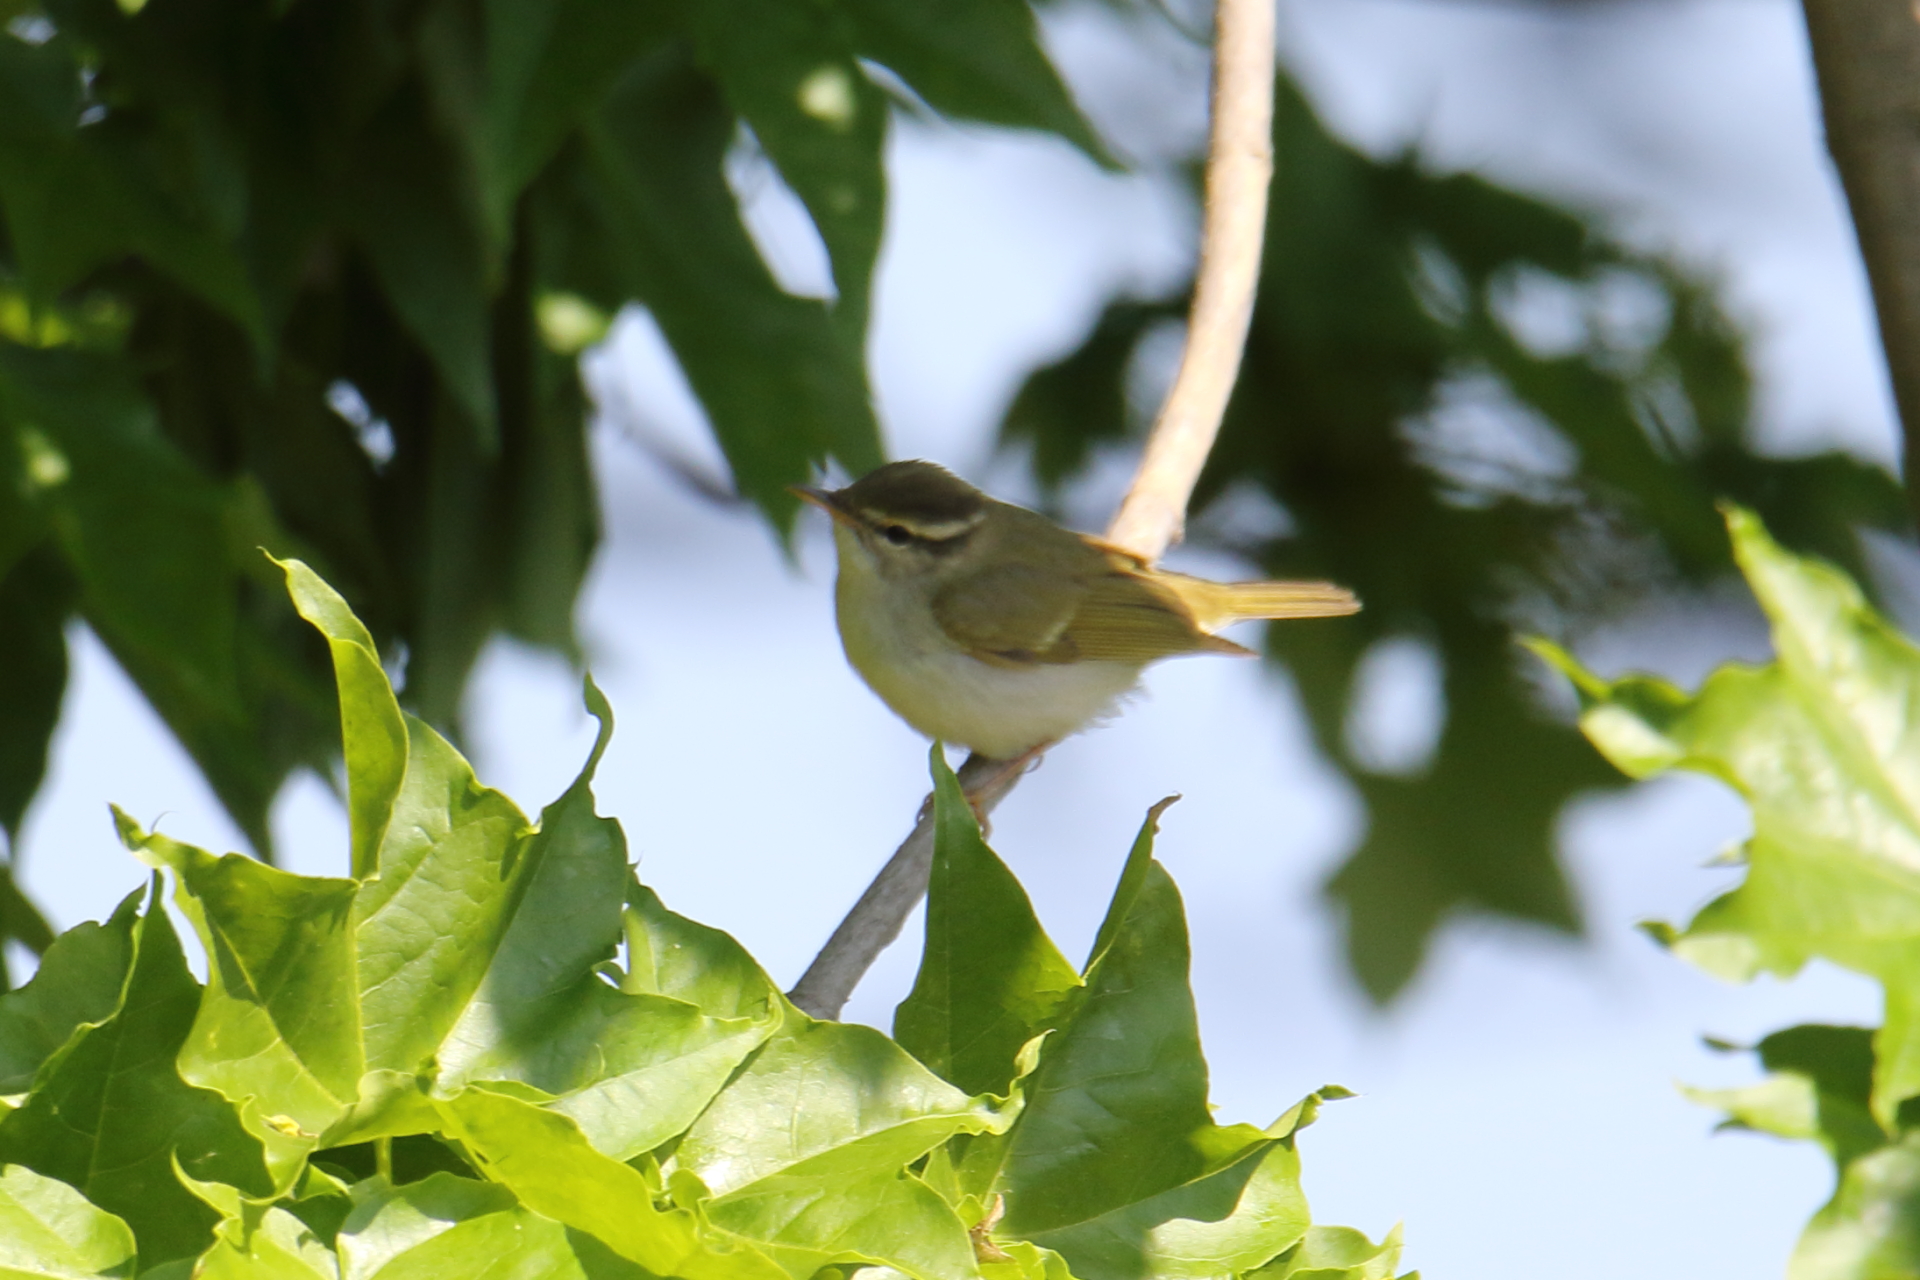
xmin=787 ymin=753 xmax=1024 ymax=1019
xmin=1104 ymin=0 xmax=1276 ymax=562
xmin=1799 ymin=0 xmax=1920 ymax=522
xmin=788 ymin=0 xmax=1280 ymax=1021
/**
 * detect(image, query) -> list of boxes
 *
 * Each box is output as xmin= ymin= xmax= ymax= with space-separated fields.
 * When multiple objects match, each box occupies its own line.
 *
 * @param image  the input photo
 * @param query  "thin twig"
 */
xmin=787 ymin=0 xmax=1280 ymax=1021
xmin=1104 ymin=0 xmax=1275 ymax=561
xmin=787 ymin=754 xmax=1023 ymax=1018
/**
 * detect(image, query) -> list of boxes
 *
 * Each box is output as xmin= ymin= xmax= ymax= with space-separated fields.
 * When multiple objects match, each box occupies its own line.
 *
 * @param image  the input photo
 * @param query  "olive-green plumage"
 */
xmin=799 ymin=461 xmax=1359 ymax=758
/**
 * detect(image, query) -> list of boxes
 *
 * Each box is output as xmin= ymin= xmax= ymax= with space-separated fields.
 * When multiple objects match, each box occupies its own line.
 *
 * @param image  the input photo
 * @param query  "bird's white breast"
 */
xmin=831 ymin=526 xmax=1141 ymax=759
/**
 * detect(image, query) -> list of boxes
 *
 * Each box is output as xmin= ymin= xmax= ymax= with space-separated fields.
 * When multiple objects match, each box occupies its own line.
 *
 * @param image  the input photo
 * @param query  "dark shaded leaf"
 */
xmin=340 ymin=83 xmax=497 ymax=448
xmin=840 ymin=0 xmax=1109 ymax=164
xmin=0 ymin=889 xmax=139 ymax=1094
xmin=687 ymin=0 xmax=888 ymax=344
xmin=0 ymin=545 xmax=71 ymax=846
xmin=538 ymin=46 xmax=883 ymax=528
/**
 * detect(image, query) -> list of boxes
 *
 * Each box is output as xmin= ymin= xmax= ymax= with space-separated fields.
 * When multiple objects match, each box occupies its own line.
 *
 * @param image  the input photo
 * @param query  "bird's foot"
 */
xmin=955 ymin=743 xmax=1054 ymax=834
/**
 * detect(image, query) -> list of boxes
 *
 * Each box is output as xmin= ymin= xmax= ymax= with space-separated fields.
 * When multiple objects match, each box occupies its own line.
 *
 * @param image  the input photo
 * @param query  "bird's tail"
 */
xmin=1161 ymin=573 xmax=1361 ymax=633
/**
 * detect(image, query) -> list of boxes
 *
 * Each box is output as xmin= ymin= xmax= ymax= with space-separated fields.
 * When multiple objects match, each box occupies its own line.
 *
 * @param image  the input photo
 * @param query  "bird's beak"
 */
xmin=790 ymin=484 xmax=857 ymax=526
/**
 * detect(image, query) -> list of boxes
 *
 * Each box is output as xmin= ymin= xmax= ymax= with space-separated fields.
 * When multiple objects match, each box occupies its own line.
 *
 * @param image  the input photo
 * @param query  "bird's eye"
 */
xmin=882 ymin=524 xmax=913 ymax=546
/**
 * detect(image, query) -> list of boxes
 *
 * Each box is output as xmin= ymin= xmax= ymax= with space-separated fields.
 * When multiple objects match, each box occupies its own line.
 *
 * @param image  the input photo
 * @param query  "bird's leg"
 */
xmin=955 ymin=743 xmax=1054 ymax=834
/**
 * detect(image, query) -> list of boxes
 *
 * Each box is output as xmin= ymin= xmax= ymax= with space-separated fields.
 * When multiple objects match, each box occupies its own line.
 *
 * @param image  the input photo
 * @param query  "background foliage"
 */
xmin=0 ymin=0 xmax=1908 ymax=1010
xmin=0 ymin=558 xmax=1411 ymax=1279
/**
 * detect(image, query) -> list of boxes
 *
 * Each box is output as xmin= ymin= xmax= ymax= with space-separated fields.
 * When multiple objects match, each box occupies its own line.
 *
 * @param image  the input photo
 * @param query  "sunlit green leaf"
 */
xmin=436 ymin=1087 xmax=787 ymax=1280
xmin=678 ymin=1014 xmax=1010 ymax=1198
xmin=621 ymin=879 xmax=781 ymax=1023
xmin=1789 ymin=1135 xmax=1920 ymax=1280
xmin=276 ymin=560 xmax=406 ymax=882
xmin=963 ymin=801 xmax=1326 ymax=1279
xmin=0 ymin=1163 xmax=137 ymax=1279
xmin=333 ymin=1172 xmax=639 ymax=1280
xmin=1249 ymin=1224 xmax=1408 ymax=1280
xmin=1539 ymin=508 xmax=1920 ymax=1125
xmin=704 ymin=1166 xmax=975 ymax=1280
xmin=126 ymin=587 xmax=766 ymax=1174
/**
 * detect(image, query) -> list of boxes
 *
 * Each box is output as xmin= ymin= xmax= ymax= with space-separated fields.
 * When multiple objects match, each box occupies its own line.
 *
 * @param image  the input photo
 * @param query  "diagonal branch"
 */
xmin=787 ymin=0 xmax=1280 ymax=1021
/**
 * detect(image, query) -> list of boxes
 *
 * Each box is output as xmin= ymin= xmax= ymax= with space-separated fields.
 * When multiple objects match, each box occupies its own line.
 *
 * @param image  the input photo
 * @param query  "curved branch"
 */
xmin=1104 ymin=0 xmax=1276 ymax=562
xmin=788 ymin=0 xmax=1280 ymax=1021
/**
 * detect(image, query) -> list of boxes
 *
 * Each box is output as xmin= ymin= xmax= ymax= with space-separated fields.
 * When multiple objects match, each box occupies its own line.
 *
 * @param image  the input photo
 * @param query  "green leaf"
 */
xmin=0 ymin=879 xmax=272 ymax=1267
xmin=335 ymin=1173 xmax=510 ymax=1277
xmin=1789 ymin=1135 xmax=1920 ymax=1280
xmin=275 ymin=559 xmax=406 ymax=882
xmin=332 ymin=1171 xmax=644 ymax=1280
xmin=120 ymin=816 xmax=362 ymax=1187
xmin=840 ymin=0 xmax=1108 ymax=165
xmin=0 ymin=890 xmax=140 ymax=1094
xmin=126 ymin=649 xmax=765 ymax=1174
xmin=190 ymin=1200 xmax=339 ymax=1280
xmin=981 ymin=803 xmax=1323 ymax=1279
xmin=620 ymin=879 xmax=781 ymax=1023
xmin=997 ymin=802 xmax=1225 ymax=1233
xmin=0 ymin=1164 xmax=137 ymax=1278
xmin=339 ymin=85 xmax=497 ymax=447
xmin=113 ymin=566 xmax=767 ymax=1184
xmin=1538 ymin=507 xmax=1920 ymax=1125
xmin=894 ymin=744 xmax=1080 ymax=1097
xmin=481 ymin=0 xmax=672 ymax=207
xmin=1250 ymin=1224 xmax=1408 ymax=1280
xmin=677 ymin=1014 xmax=1011 ymax=1199
xmin=542 ymin=48 xmax=883 ymax=528
xmin=1685 ymin=1026 xmax=1886 ymax=1171
xmin=0 ymin=545 xmax=71 ymax=845
xmin=668 ymin=986 xmax=1009 ymax=1277
xmin=0 ymin=344 xmax=334 ymax=859
xmin=703 ymin=1167 xmax=975 ymax=1280
xmin=0 ymin=38 xmax=267 ymax=346
xmin=435 ymin=1087 xmax=787 ymax=1280
xmin=687 ymin=0 xmax=889 ymax=343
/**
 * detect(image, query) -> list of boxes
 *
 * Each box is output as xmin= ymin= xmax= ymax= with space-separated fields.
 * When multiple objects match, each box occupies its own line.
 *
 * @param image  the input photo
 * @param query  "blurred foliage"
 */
xmin=1542 ymin=511 xmax=1920 ymax=1278
xmin=0 ymin=0 xmax=1908 ymax=1013
xmin=0 ymin=558 xmax=1412 ymax=1279
xmin=1000 ymin=76 xmax=1911 ymax=1001
xmin=0 ymin=0 xmax=1102 ymax=980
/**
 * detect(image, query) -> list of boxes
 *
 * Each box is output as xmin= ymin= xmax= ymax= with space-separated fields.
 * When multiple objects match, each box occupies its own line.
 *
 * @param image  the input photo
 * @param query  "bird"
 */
xmin=795 ymin=460 xmax=1359 ymax=761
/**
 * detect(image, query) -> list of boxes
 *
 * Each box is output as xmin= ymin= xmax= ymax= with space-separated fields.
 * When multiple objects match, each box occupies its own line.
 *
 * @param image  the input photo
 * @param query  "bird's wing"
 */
xmin=930 ymin=560 xmax=1088 ymax=665
xmin=1055 ymin=562 xmax=1235 ymax=662
xmin=933 ymin=552 xmax=1229 ymax=666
